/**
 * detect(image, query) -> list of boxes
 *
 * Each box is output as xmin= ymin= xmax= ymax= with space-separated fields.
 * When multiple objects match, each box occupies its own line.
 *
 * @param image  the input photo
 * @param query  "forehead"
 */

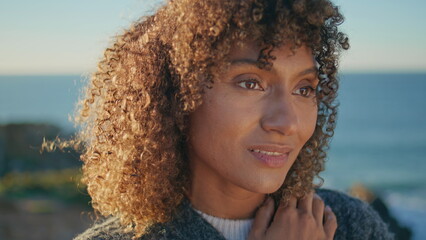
xmin=226 ymin=41 xmax=316 ymax=74
xmin=227 ymin=41 xmax=261 ymax=60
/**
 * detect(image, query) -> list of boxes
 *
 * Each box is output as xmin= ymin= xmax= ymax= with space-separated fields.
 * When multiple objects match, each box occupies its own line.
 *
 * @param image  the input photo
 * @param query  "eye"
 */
xmin=237 ymin=79 xmax=264 ymax=91
xmin=293 ymin=86 xmax=316 ymax=98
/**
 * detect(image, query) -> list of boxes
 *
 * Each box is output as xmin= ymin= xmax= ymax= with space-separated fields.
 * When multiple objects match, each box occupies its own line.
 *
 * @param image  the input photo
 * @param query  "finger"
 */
xmin=312 ymin=194 xmax=325 ymax=224
xmin=286 ymin=195 xmax=297 ymax=209
xmin=248 ymin=197 xmax=275 ymax=239
xmin=273 ymin=196 xmax=295 ymax=224
xmin=323 ymin=206 xmax=338 ymax=239
xmin=297 ymin=191 xmax=314 ymax=213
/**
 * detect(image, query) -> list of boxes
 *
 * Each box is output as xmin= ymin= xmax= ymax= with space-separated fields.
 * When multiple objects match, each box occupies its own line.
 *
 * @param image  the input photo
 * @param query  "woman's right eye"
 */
xmin=237 ymin=79 xmax=264 ymax=91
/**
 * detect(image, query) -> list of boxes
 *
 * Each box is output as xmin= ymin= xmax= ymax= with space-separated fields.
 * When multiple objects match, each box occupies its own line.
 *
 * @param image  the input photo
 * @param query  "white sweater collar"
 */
xmin=191 ymin=206 xmax=254 ymax=240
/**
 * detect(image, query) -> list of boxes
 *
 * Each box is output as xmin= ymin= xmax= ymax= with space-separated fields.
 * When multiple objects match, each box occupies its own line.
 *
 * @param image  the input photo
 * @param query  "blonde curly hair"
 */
xmin=71 ymin=0 xmax=348 ymax=237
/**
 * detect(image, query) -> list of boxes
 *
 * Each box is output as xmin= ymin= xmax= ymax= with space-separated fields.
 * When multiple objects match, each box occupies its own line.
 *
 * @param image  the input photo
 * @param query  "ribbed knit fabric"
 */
xmin=192 ymin=207 xmax=254 ymax=240
xmin=73 ymin=188 xmax=395 ymax=240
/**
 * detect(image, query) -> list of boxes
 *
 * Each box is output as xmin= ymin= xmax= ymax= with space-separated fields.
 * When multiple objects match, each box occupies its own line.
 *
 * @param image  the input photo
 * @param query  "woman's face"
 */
xmin=188 ymin=42 xmax=318 ymax=195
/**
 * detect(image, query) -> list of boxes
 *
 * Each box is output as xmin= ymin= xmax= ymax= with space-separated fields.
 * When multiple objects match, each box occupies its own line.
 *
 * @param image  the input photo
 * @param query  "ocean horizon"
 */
xmin=1 ymin=73 xmax=426 ymax=239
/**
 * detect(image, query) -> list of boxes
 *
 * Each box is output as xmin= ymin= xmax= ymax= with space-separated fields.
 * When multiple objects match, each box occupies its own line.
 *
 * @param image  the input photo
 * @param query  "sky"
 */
xmin=1 ymin=0 xmax=425 ymax=75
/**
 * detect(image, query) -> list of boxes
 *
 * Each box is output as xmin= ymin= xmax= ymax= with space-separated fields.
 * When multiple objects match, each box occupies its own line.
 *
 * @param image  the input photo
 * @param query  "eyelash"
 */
xmin=237 ymin=78 xmax=264 ymax=91
xmin=293 ymin=86 xmax=317 ymax=98
xmin=237 ymin=78 xmax=317 ymax=98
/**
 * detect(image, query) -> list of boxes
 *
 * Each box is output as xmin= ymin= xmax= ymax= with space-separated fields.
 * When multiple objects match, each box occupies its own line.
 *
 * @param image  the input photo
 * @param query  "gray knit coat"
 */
xmin=74 ymin=188 xmax=394 ymax=240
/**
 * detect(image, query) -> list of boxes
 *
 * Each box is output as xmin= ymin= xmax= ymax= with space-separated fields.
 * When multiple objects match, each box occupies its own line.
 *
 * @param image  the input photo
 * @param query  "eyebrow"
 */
xmin=230 ymin=58 xmax=318 ymax=77
xmin=230 ymin=58 xmax=259 ymax=66
xmin=297 ymin=66 xmax=318 ymax=77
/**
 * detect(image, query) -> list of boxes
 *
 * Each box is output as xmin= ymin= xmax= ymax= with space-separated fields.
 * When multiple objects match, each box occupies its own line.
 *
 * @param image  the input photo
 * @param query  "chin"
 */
xmin=243 ymin=174 xmax=287 ymax=194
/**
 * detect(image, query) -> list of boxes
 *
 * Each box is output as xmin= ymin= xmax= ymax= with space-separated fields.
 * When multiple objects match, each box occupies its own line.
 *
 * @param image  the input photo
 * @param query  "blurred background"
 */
xmin=1 ymin=0 xmax=425 ymax=239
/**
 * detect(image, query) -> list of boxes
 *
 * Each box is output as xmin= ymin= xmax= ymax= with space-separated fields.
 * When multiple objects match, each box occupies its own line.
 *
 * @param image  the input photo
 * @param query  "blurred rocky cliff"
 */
xmin=0 ymin=123 xmax=80 ymax=177
xmin=0 ymin=123 xmax=92 ymax=240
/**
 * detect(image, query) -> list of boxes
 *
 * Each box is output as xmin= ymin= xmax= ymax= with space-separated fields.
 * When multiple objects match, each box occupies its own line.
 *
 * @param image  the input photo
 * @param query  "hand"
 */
xmin=248 ymin=191 xmax=337 ymax=240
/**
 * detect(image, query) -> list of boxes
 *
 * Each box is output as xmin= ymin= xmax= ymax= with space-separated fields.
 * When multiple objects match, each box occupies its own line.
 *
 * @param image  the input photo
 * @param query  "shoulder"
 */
xmin=316 ymin=188 xmax=394 ymax=240
xmin=73 ymin=217 xmax=133 ymax=240
xmin=73 ymin=217 xmax=172 ymax=240
xmin=73 ymin=200 xmax=224 ymax=240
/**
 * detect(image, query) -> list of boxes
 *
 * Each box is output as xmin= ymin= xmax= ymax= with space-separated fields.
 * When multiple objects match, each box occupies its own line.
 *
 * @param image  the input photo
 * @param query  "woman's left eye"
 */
xmin=293 ymin=86 xmax=316 ymax=98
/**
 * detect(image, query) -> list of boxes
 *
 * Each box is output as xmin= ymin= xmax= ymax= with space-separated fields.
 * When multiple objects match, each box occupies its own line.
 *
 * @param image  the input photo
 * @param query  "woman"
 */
xmin=73 ymin=0 xmax=393 ymax=239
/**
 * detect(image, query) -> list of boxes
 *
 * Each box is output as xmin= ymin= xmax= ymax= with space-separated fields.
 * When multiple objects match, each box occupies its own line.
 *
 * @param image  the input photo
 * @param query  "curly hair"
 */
xmin=71 ymin=0 xmax=349 ymax=237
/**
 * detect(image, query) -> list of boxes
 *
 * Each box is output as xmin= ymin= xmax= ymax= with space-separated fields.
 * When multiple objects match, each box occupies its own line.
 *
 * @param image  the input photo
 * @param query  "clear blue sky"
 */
xmin=1 ymin=0 xmax=425 ymax=75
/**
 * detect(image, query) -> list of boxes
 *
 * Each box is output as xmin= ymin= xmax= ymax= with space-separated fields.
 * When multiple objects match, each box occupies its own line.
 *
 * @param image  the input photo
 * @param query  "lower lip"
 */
xmin=249 ymin=150 xmax=289 ymax=168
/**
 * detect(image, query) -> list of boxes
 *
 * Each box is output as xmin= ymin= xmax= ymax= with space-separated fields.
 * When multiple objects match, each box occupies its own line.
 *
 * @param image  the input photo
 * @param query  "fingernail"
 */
xmin=325 ymin=205 xmax=332 ymax=211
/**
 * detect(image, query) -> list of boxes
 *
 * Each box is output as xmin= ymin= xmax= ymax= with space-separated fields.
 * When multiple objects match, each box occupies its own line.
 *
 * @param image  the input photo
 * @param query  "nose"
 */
xmin=260 ymin=94 xmax=298 ymax=136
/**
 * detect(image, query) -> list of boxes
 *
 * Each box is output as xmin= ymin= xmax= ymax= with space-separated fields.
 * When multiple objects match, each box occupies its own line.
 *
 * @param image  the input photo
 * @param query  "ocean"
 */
xmin=1 ymin=73 xmax=426 ymax=239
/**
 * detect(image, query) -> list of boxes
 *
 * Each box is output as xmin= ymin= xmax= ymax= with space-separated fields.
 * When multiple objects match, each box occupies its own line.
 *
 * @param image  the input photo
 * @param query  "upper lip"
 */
xmin=248 ymin=144 xmax=294 ymax=154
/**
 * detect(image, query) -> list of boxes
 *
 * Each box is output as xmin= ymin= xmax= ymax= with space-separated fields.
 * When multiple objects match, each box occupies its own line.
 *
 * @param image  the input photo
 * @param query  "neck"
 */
xmin=187 ymin=161 xmax=265 ymax=219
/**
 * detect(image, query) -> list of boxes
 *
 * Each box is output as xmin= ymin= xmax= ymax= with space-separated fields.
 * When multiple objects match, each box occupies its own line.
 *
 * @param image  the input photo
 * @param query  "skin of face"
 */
xmin=187 ymin=42 xmax=319 ymax=219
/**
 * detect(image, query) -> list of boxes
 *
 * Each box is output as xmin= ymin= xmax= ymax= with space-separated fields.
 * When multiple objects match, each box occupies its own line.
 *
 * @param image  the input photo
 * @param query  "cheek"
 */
xmin=188 ymin=95 xmax=237 ymax=154
xmin=299 ymin=104 xmax=318 ymax=141
xmin=190 ymin=88 xmax=251 ymax=139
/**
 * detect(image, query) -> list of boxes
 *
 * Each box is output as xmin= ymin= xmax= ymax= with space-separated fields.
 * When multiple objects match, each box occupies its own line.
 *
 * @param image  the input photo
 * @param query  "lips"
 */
xmin=248 ymin=145 xmax=293 ymax=168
